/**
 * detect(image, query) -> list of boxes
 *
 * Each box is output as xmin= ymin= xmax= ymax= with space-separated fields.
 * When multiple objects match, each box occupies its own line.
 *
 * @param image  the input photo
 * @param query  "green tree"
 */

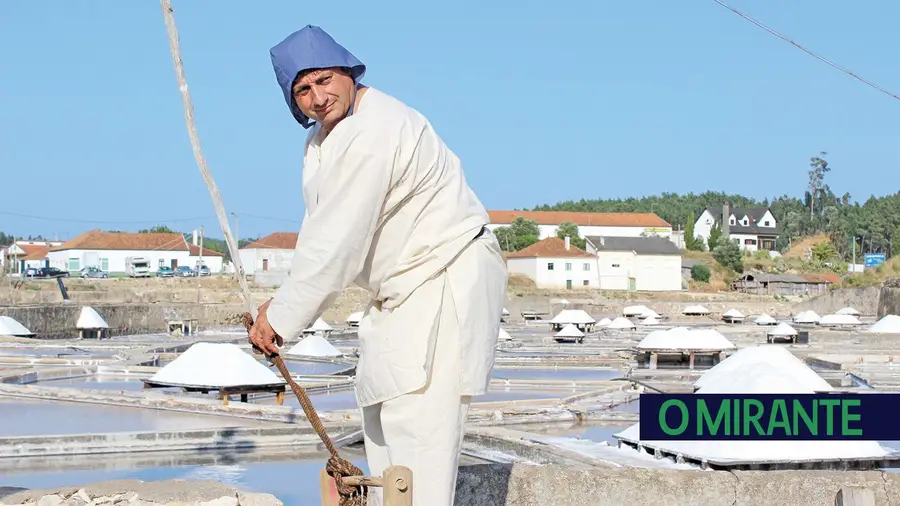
xmin=555 ymin=221 xmax=586 ymax=250
xmin=707 ymin=224 xmax=722 ymax=251
xmin=691 ymin=263 xmax=711 ymax=282
xmin=811 ymin=240 xmax=837 ymax=263
xmin=684 ymin=213 xmax=701 ymax=251
xmin=808 ymin=152 xmax=831 ymax=220
xmin=494 ymin=217 xmax=540 ymax=252
xmin=139 ymin=225 xmax=177 ymax=234
xmin=713 ymin=239 xmax=743 ymax=272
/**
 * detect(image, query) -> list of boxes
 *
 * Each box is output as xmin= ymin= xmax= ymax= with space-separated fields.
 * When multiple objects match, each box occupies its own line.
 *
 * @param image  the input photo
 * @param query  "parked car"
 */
xmin=38 ymin=267 xmax=69 ymax=278
xmin=156 ymin=266 xmax=175 ymax=277
xmin=192 ymin=265 xmax=211 ymax=277
xmin=175 ymin=266 xmax=194 ymax=277
xmin=81 ymin=266 xmax=109 ymax=279
xmin=20 ymin=267 xmax=40 ymax=278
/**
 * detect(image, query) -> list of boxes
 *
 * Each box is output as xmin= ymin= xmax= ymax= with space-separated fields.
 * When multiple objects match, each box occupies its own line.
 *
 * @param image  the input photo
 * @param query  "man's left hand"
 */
xmin=249 ymin=299 xmax=283 ymax=355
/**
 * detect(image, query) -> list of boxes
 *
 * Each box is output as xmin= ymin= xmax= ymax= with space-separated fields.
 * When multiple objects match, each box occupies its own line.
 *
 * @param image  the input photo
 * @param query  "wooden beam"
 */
xmin=384 ymin=466 xmax=413 ymax=506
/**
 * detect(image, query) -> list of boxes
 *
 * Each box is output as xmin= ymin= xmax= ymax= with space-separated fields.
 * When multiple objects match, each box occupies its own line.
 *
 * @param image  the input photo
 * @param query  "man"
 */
xmin=248 ymin=25 xmax=507 ymax=506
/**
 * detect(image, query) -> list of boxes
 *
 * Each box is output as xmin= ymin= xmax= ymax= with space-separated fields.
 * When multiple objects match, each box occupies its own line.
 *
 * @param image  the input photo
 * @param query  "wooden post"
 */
xmin=220 ymin=392 xmax=229 ymax=406
xmin=275 ymin=391 xmax=285 ymax=405
xmin=649 ymin=352 xmax=658 ymax=370
xmin=384 ymin=466 xmax=413 ymax=505
xmin=689 ymin=352 xmax=696 ymax=371
xmin=834 ymin=486 xmax=875 ymax=506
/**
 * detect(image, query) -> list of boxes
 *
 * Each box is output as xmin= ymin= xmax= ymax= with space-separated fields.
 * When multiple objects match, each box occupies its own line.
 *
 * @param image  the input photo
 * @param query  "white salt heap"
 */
xmin=498 ymin=328 xmax=512 ymax=341
xmin=683 ymin=305 xmax=710 ymax=315
xmin=866 ymin=315 xmax=900 ymax=334
xmin=286 ymin=334 xmax=342 ymax=357
xmin=555 ymin=324 xmax=584 ymax=338
xmin=502 ymin=308 xmax=510 ymax=317
xmin=754 ymin=314 xmax=777 ymax=325
xmin=767 ymin=322 xmax=797 ymax=337
xmin=793 ymin=310 xmax=820 ymax=324
xmin=596 ymin=317 xmax=612 ymax=327
xmin=616 ymin=345 xmax=890 ymax=462
xmin=641 ymin=316 xmax=660 ymax=326
xmin=722 ymin=308 xmax=745 ymax=320
xmin=76 ymin=306 xmax=108 ymax=329
xmin=607 ymin=317 xmax=636 ymax=330
xmin=0 ymin=316 xmax=33 ymax=336
xmin=346 ymin=311 xmax=364 ymax=326
xmin=623 ymin=305 xmax=651 ymax=317
xmin=551 ymin=309 xmax=595 ymax=325
xmin=149 ymin=342 xmax=284 ymax=387
xmin=303 ymin=318 xmax=333 ymax=333
xmin=637 ymin=327 xmax=734 ymax=351
xmin=639 ymin=309 xmax=661 ymax=319
xmin=836 ymin=307 xmax=860 ymax=316
xmin=818 ymin=313 xmax=862 ymax=326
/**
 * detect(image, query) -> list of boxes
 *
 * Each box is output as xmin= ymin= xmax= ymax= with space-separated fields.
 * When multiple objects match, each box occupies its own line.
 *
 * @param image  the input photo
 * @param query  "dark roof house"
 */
xmin=585 ymin=236 xmax=682 ymax=255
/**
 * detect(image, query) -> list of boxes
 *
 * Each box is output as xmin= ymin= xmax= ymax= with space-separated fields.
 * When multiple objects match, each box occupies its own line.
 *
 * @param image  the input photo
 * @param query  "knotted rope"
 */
xmin=240 ymin=314 xmax=367 ymax=505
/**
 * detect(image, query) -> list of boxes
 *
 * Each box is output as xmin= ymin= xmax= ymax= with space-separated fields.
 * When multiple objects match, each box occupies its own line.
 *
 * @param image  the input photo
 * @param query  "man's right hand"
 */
xmin=249 ymin=298 xmax=283 ymax=355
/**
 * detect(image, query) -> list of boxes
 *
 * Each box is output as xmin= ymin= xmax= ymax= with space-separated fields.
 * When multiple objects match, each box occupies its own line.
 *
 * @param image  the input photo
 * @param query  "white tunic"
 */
xmin=267 ymin=87 xmax=506 ymax=406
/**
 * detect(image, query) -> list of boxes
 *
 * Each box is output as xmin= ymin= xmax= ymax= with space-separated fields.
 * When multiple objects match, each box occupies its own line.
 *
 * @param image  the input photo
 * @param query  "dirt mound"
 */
xmin=785 ymin=234 xmax=829 ymax=259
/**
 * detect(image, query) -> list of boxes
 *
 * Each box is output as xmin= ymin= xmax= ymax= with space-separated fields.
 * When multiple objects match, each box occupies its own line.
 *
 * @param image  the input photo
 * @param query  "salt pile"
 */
xmin=303 ymin=317 xmax=333 ymax=333
xmin=818 ymin=313 xmax=862 ymax=326
xmin=866 ymin=315 xmax=900 ymax=334
xmin=596 ymin=317 xmax=612 ymax=327
xmin=637 ymin=327 xmax=734 ymax=351
xmin=76 ymin=306 xmax=108 ymax=329
xmin=722 ymin=308 xmax=745 ymax=321
xmin=502 ymin=307 xmax=510 ymax=317
xmin=616 ymin=346 xmax=890 ymax=463
xmin=767 ymin=322 xmax=797 ymax=337
xmin=641 ymin=316 xmax=660 ymax=326
xmin=639 ymin=309 xmax=661 ymax=319
xmin=0 ymin=316 xmax=33 ymax=337
xmin=346 ymin=311 xmax=364 ymax=326
xmin=754 ymin=314 xmax=777 ymax=325
xmin=555 ymin=324 xmax=584 ymax=338
xmin=836 ymin=307 xmax=860 ymax=316
xmin=793 ymin=310 xmax=820 ymax=324
xmin=550 ymin=309 xmax=595 ymax=325
xmin=498 ymin=328 xmax=512 ymax=341
xmin=623 ymin=305 xmax=650 ymax=317
xmin=682 ymin=305 xmax=710 ymax=315
xmin=606 ymin=317 xmax=636 ymax=330
xmin=149 ymin=342 xmax=285 ymax=387
xmin=286 ymin=335 xmax=342 ymax=357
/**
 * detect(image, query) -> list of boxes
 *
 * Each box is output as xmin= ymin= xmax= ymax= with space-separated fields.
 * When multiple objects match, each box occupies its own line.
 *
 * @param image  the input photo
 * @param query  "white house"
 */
xmin=694 ymin=201 xmax=779 ymax=253
xmin=237 ymin=232 xmax=298 ymax=276
xmin=3 ymin=240 xmax=64 ymax=274
xmin=585 ymin=236 xmax=683 ymax=292
xmin=488 ymin=211 xmax=673 ymax=241
xmin=48 ymin=229 xmax=225 ymax=275
xmin=506 ymin=237 xmax=599 ymax=290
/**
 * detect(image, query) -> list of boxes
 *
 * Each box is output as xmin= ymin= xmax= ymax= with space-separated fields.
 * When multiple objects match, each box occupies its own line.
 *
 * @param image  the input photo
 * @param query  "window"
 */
xmin=729 ymin=217 xmax=735 ymax=225
xmin=68 ymin=258 xmax=80 ymax=271
xmin=764 ymin=220 xmax=770 ymax=226
xmin=100 ymin=258 xmax=109 ymax=271
xmin=583 ymin=263 xmax=590 ymax=271
xmin=742 ymin=218 xmax=748 ymax=226
xmin=744 ymin=239 xmax=757 ymax=245
xmin=612 ymin=263 xmax=620 ymax=268
xmin=547 ymin=262 xmax=554 ymax=270
xmin=159 ymin=259 xmax=166 ymax=268
xmin=583 ymin=280 xmax=589 ymax=286
xmin=565 ymin=262 xmax=572 ymax=271
xmin=566 ymin=279 xmax=572 ymax=289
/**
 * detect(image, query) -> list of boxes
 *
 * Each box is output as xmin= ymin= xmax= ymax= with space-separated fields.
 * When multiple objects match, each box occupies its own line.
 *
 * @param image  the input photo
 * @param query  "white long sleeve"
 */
xmin=266 ymin=127 xmax=395 ymax=340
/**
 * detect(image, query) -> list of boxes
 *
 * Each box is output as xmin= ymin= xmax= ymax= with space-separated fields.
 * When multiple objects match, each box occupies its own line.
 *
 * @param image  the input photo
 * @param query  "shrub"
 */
xmin=691 ymin=264 xmax=711 ymax=282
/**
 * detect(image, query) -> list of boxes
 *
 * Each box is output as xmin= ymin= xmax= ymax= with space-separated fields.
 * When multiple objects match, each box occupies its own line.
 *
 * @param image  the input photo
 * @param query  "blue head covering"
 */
xmin=270 ymin=25 xmax=367 ymax=129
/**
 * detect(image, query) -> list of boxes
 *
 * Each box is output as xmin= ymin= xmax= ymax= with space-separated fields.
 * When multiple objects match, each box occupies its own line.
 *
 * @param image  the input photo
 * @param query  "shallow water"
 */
xmin=474 ymin=388 xmax=567 ymax=403
xmin=1 ymin=457 xmax=370 ymax=505
xmin=272 ymin=360 xmax=354 ymax=376
xmin=0 ymin=348 xmax=117 ymax=358
xmin=37 ymin=376 xmax=148 ymax=392
xmin=492 ymin=368 xmax=623 ymax=381
xmin=0 ymin=398 xmax=272 ymax=437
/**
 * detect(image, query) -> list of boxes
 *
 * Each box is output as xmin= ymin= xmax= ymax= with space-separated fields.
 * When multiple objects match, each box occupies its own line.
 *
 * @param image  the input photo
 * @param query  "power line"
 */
xmin=711 ymin=0 xmax=900 ymax=102
xmin=0 ymin=211 xmax=214 ymax=224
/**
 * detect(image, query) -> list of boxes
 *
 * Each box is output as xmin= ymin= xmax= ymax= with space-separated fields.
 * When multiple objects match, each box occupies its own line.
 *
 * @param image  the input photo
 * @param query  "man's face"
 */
xmin=292 ymin=68 xmax=356 ymax=132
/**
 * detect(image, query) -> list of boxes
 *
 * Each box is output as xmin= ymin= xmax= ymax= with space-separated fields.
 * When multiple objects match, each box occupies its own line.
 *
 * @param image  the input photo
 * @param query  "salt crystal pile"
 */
xmin=551 ymin=309 xmax=595 ymax=325
xmin=793 ymin=310 xmax=820 ymax=324
xmin=606 ymin=317 xmax=636 ymax=330
xmin=498 ymin=328 xmax=512 ymax=341
xmin=623 ymin=305 xmax=651 ymax=317
xmin=149 ymin=342 xmax=284 ymax=387
xmin=286 ymin=334 xmax=342 ymax=357
xmin=76 ymin=306 xmax=108 ymax=329
xmin=866 ymin=314 xmax=900 ymax=334
xmin=637 ymin=327 xmax=734 ymax=352
xmin=0 ymin=316 xmax=32 ymax=337
xmin=754 ymin=314 xmax=777 ymax=325
xmin=555 ymin=324 xmax=584 ymax=339
xmin=683 ymin=304 xmax=710 ymax=315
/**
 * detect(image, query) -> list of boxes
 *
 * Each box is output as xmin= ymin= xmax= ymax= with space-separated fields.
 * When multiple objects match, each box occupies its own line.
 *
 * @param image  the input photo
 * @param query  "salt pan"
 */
xmin=636 ymin=327 xmax=734 ymax=352
xmin=754 ymin=314 xmax=777 ymax=325
xmin=866 ymin=314 xmax=900 ymax=334
xmin=76 ymin=306 xmax=108 ymax=329
xmin=550 ymin=310 xmax=595 ymax=325
xmin=0 ymin=316 xmax=32 ymax=337
xmin=149 ymin=342 xmax=284 ymax=387
xmin=286 ymin=334 xmax=342 ymax=357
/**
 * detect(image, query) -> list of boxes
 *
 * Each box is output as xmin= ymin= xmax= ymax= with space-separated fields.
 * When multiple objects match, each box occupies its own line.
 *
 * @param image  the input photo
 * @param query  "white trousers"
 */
xmin=362 ymin=275 xmax=470 ymax=506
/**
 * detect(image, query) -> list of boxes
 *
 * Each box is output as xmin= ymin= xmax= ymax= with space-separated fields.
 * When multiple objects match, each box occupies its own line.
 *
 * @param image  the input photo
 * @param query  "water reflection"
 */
xmin=492 ymin=368 xmax=622 ymax=381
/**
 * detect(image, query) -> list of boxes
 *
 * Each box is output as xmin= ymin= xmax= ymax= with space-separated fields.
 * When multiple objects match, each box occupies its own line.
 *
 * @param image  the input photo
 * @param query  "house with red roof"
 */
xmin=237 ymin=232 xmax=299 ymax=276
xmin=487 ymin=210 xmax=673 ymax=241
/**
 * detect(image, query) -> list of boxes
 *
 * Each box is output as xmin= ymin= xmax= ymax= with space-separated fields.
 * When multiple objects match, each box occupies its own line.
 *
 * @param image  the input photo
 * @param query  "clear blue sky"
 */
xmin=2 ymin=1 xmax=897 ymax=240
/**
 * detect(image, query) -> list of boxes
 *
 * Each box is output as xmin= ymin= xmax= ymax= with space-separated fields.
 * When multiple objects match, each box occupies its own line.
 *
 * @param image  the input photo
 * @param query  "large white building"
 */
xmin=694 ymin=201 xmax=779 ymax=253
xmin=488 ymin=211 xmax=673 ymax=241
xmin=2 ymin=240 xmax=64 ymax=274
xmin=506 ymin=237 xmax=599 ymax=289
xmin=237 ymin=232 xmax=298 ymax=276
xmin=585 ymin=236 xmax=683 ymax=291
xmin=48 ymin=230 xmax=224 ymax=275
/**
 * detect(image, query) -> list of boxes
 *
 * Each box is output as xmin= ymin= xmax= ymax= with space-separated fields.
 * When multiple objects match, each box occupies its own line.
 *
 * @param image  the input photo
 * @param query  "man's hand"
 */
xmin=249 ymin=298 xmax=283 ymax=355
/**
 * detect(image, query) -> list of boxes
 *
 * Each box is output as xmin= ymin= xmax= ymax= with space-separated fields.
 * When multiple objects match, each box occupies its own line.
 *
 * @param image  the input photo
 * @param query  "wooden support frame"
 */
xmin=320 ymin=466 xmax=413 ymax=506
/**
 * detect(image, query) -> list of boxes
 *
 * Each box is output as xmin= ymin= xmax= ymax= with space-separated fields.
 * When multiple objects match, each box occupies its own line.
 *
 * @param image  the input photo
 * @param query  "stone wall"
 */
xmin=794 ymin=286 xmax=882 ymax=316
xmin=0 ymin=480 xmax=282 ymax=506
xmin=879 ymin=284 xmax=900 ymax=319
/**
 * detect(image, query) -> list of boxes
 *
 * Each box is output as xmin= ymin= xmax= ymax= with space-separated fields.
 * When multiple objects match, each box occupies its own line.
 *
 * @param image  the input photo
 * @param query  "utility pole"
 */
xmin=198 ymin=225 xmax=204 ymax=268
xmin=231 ymin=212 xmax=239 ymax=280
xmin=852 ymin=237 xmax=856 ymax=272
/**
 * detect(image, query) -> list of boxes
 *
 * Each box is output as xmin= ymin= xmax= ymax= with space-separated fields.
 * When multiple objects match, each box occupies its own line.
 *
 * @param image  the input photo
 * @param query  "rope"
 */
xmin=158 ymin=1 xmax=367 ymax=503
xmin=240 ymin=314 xmax=367 ymax=505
